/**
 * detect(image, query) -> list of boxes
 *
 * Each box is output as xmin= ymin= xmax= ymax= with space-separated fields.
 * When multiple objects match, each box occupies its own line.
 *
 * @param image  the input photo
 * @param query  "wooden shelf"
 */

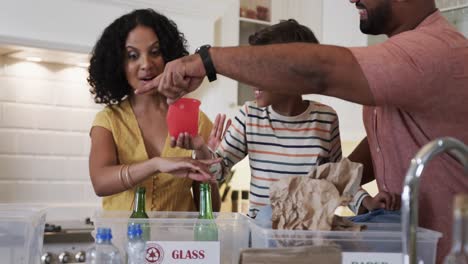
xmin=238 ymin=0 xmax=273 ymax=105
xmin=239 ymin=17 xmax=272 ymax=26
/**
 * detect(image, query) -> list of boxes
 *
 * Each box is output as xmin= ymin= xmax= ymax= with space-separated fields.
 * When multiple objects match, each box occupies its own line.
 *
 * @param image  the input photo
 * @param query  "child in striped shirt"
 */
xmin=218 ymin=19 xmax=342 ymax=218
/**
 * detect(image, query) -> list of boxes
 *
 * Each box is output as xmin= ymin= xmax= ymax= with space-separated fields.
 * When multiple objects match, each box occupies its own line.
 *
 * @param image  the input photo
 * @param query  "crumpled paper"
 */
xmin=270 ymin=158 xmax=363 ymax=231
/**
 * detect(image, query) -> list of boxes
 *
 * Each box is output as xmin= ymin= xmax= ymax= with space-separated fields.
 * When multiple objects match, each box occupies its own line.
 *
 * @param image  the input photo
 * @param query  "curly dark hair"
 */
xmin=249 ymin=19 xmax=319 ymax=46
xmin=88 ymin=9 xmax=189 ymax=105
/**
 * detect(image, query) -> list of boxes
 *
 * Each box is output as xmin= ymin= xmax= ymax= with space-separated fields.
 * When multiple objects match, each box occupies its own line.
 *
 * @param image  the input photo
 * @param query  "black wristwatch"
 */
xmin=195 ymin=44 xmax=217 ymax=82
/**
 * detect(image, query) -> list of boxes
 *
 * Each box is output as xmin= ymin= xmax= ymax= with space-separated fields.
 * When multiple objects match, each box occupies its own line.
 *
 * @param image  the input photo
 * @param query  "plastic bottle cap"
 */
xmin=96 ymin=227 xmax=112 ymax=241
xmin=128 ymin=224 xmax=143 ymax=238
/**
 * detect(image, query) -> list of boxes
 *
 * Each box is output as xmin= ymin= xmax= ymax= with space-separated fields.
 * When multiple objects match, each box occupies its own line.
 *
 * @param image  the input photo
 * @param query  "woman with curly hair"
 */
xmin=88 ymin=9 xmax=222 ymax=212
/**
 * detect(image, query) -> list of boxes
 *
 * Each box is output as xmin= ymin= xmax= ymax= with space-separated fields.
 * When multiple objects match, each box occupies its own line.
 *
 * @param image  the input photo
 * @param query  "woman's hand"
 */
xmin=362 ymin=191 xmax=401 ymax=211
xmin=153 ymin=157 xmax=221 ymax=181
xmin=170 ymin=133 xmax=205 ymax=150
xmin=170 ymin=114 xmax=231 ymax=159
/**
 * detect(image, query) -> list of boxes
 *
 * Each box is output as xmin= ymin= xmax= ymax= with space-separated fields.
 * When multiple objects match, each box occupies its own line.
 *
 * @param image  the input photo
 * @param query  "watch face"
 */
xmin=196 ymin=44 xmax=211 ymax=53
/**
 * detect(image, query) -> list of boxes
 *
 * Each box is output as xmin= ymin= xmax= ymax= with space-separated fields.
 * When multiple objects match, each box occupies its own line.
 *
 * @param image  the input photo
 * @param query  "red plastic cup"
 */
xmin=167 ymin=98 xmax=200 ymax=138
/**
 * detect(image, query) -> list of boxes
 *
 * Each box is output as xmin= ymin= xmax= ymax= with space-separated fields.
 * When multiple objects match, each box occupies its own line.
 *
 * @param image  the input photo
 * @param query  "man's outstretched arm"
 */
xmin=138 ymin=43 xmax=375 ymax=106
xmin=211 ymin=44 xmax=374 ymax=105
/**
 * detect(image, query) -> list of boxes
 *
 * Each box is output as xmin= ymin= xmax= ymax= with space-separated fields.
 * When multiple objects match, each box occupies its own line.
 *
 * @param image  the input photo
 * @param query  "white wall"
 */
xmin=437 ymin=0 xmax=468 ymax=9
xmin=304 ymin=0 xmax=368 ymax=146
xmin=322 ymin=0 xmax=368 ymax=47
xmin=188 ymin=0 xmax=241 ymax=121
xmin=279 ymin=0 xmax=323 ymax=41
xmin=0 ymin=57 xmax=101 ymax=220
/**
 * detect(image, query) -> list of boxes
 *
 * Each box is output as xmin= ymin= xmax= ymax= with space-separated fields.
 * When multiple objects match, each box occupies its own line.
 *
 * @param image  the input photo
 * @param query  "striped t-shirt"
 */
xmin=217 ymin=101 xmax=342 ymax=218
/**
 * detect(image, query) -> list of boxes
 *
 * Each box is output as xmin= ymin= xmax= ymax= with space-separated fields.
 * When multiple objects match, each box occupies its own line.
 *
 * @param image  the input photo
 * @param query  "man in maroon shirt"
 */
xmin=136 ymin=0 xmax=468 ymax=262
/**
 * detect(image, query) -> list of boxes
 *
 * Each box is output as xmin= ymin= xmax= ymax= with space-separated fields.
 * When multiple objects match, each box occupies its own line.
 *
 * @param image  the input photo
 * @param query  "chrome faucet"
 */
xmin=402 ymin=137 xmax=468 ymax=264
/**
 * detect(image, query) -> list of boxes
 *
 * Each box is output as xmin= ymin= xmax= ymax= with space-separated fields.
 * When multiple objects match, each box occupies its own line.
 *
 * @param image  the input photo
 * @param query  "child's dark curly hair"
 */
xmin=88 ymin=9 xmax=189 ymax=105
xmin=249 ymin=19 xmax=319 ymax=46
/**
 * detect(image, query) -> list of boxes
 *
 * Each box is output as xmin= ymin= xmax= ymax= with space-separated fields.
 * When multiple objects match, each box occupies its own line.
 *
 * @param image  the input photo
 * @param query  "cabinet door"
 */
xmin=237 ymin=19 xmax=270 ymax=106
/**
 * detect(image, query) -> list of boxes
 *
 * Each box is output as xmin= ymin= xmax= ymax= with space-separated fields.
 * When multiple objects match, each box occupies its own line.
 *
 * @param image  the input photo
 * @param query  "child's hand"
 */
xmin=207 ymin=114 xmax=231 ymax=152
xmin=362 ymin=191 xmax=401 ymax=211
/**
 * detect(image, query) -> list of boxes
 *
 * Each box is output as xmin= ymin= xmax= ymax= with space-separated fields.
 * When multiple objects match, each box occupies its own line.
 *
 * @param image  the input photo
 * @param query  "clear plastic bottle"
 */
xmin=86 ymin=227 xmax=122 ymax=264
xmin=126 ymin=224 xmax=146 ymax=264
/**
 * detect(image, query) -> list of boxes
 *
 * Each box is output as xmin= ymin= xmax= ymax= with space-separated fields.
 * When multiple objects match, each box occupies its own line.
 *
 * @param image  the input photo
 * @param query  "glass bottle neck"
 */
xmin=131 ymin=189 xmax=148 ymax=218
xmin=199 ymin=183 xmax=214 ymax=219
xmin=134 ymin=192 xmax=145 ymax=212
xmin=450 ymin=213 xmax=468 ymax=252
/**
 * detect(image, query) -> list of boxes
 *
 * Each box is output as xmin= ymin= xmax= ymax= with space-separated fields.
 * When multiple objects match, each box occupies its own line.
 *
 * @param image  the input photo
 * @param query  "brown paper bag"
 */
xmin=270 ymin=158 xmax=363 ymax=231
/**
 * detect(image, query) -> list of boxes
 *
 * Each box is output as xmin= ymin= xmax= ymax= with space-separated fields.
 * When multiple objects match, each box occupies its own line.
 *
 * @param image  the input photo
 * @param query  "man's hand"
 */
xmin=362 ymin=191 xmax=401 ymax=211
xmin=135 ymin=54 xmax=207 ymax=104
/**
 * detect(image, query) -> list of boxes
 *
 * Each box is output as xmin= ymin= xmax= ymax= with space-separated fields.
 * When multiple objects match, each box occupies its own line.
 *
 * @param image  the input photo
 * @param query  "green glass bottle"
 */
xmin=194 ymin=183 xmax=218 ymax=241
xmin=129 ymin=187 xmax=150 ymax=241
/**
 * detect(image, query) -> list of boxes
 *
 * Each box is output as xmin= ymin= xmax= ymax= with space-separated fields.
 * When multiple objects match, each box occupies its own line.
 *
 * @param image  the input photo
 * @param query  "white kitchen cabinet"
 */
xmin=238 ymin=0 xmax=273 ymax=105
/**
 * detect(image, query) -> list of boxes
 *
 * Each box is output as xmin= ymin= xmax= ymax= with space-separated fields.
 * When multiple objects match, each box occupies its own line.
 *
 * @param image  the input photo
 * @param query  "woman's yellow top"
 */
xmin=91 ymin=99 xmax=212 ymax=211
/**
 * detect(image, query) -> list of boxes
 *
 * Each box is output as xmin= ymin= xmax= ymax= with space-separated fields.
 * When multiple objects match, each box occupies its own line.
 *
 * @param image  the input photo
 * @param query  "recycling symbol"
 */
xmin=145 ymin=243 xmax=164 ymax=264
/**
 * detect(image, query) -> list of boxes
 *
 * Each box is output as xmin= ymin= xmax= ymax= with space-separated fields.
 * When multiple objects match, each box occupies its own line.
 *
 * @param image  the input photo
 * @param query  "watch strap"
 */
xmin=196 ymin=45 xmax=217 ymax=82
